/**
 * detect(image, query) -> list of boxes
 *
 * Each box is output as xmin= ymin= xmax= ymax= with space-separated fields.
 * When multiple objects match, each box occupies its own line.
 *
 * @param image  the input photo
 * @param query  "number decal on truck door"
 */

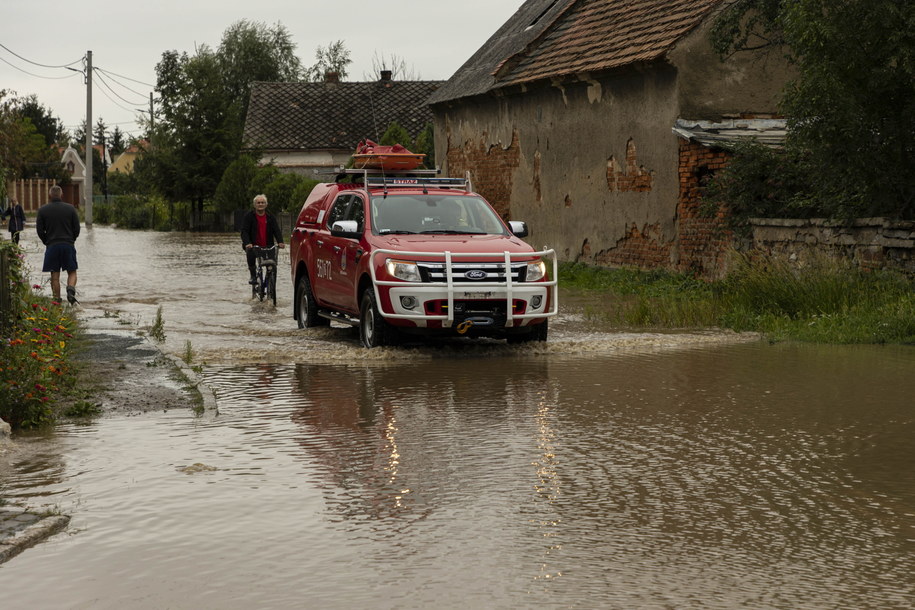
xmin=316 ymin=258 xmax=332 ymax=279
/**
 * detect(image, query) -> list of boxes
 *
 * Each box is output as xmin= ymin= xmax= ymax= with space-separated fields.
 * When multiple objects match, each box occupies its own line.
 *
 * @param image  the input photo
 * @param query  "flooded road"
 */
xmin=2 ymin=227 xmax=914 ymax=608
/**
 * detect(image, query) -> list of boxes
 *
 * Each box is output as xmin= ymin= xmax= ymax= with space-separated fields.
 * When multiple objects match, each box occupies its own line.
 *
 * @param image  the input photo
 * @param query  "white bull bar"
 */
xmin=369 ymin=248 xmax=558 ymax=326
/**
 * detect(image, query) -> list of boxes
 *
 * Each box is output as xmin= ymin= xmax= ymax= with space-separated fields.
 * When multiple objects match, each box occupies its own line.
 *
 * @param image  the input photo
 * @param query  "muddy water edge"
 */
xmin=1 ymin=226 xmax=913 ymax=609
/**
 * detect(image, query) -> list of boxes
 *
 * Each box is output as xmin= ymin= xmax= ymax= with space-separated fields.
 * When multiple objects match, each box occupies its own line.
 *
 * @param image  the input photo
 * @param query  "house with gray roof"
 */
xmin=428 ymin=0 xmax=792 ymax=276
xmin=242 ymin=72 xmax=443 ymax=175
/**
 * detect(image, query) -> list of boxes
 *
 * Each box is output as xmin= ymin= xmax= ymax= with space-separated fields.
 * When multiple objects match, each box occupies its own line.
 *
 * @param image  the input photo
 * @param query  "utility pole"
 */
xmin=149 ymin=92 xmax=154 ymax=129
xmin=84 ymin=50 xmax=93 ymax=227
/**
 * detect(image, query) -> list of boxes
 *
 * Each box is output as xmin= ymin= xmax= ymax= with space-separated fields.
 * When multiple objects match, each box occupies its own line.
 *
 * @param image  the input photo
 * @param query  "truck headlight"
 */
xmin=386 ymin=259 xmax=421 ymax=282
xmin=525 ymin=260 xmax=546 ymax=282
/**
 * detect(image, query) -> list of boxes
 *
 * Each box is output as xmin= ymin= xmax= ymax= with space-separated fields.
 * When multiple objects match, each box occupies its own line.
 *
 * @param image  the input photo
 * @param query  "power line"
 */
xmin=94 ymin=66 xmax=153 ymax=88
xmin=0 ymin=43 xmax=84 ymax=69
xmin=0 ymin=54 xmax=81 ymax=80
xmin=93 ymin=75 xmax=146 ymax=116
xmin=94 ymin=67 xmax=149 ymax=99
xmin=94 ymin=68 xmax=147 ymax=107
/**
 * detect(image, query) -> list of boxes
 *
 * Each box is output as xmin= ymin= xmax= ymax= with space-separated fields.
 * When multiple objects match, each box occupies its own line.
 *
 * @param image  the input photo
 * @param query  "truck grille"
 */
xmin=418 ymin=261 xmax=526 ymax=284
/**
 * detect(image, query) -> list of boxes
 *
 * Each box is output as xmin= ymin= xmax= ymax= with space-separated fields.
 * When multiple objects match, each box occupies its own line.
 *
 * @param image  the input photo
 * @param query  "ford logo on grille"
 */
xmin=465 ymin=269 xmax=487 ymax=280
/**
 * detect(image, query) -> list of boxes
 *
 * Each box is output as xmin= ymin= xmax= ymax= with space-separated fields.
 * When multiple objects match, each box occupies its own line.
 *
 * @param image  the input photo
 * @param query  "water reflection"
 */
xmin=1 ymin=227 xmax=912 ymax=608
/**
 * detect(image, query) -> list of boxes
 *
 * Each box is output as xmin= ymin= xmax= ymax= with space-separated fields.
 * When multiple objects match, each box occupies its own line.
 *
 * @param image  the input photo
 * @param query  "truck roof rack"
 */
xmin=324 ymin=167 xmax=473 ymax=192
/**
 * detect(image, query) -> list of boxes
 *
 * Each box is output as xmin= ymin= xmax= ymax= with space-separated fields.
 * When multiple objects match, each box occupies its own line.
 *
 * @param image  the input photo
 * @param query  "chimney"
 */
xmin=380 ymin=70 xmax=392 ymax=82
xmin=324 ymin=71 xmax=340 ymax=83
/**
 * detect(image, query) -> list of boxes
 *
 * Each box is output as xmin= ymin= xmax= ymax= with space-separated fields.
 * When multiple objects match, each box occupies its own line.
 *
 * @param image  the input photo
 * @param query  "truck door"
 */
xmin=313 ymin=194 xmax=351 ymax=308
xmin=321 ymin=194 xmax=365 ymax=312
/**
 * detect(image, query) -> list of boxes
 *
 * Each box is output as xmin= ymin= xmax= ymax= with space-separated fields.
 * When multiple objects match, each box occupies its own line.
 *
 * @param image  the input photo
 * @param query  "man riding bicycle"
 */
xmin=241 ymin=194 xmax=285 ymax=285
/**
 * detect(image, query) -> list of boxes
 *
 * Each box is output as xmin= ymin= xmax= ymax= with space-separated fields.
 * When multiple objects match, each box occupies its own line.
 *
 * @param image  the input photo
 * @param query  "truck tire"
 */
xmin=296 ymin=273 xmax=328 ymax=328
xmin=359 ymin=289 xmax=395 ymax=348
xmin=506 ymin=319 xmax=549 ymax=344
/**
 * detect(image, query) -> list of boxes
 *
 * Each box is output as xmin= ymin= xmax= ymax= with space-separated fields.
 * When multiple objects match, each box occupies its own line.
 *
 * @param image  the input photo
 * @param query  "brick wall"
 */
xmin=676 ymin=140 xmax=734 ymax=277
xmin=445 ymin=131 xmax=521 ymax=218
xmin=591 ymin=223 xmax=672 ymax=268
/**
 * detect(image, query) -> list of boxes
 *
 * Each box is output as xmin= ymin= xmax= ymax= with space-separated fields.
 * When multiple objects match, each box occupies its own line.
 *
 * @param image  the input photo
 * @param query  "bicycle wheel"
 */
xmin=268 ymin=267 xmax=277 ymax=306
xmin=257 ymin=267 xmax=266 ymax=301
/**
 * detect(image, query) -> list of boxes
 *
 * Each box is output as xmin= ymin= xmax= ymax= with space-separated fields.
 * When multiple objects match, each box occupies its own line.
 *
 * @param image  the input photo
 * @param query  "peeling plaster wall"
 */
xmin=669 ymin=15 xmax=794 ymax=120
xmin=433 ymin=65 xmax=683 ymax=269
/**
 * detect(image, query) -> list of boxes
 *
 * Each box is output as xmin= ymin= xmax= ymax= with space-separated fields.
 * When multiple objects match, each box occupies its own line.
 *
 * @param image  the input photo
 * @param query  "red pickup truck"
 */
xmin=289 ymin=168 xmax=557 ymax=347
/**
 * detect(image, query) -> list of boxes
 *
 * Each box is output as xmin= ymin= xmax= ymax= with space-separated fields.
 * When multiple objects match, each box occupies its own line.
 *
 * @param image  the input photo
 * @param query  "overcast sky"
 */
xmin=1 ymin=0 xmax=523 ymax=140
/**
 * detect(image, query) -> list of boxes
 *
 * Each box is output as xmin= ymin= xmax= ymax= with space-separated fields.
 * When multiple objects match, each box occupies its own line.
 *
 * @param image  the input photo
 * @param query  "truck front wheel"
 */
xmin=359 ymin=290 xmax=395 ymax=348
xmin=296 ymin=274 xmax=328 ymax=328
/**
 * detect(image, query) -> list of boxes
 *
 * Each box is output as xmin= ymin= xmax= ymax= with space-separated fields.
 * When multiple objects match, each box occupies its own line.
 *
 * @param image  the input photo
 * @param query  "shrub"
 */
xmin=0 ymin=241 xmax=76 ymax=428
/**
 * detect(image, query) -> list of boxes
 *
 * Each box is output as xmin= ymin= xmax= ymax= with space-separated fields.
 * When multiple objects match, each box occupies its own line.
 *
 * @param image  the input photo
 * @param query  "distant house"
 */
xmin=109 ymin=141 xmax=147 ymax=174
xmin=242 ymin=72 xmax=444 ymax=175
xmin=428 ymin=0 xmax=793 ymax=277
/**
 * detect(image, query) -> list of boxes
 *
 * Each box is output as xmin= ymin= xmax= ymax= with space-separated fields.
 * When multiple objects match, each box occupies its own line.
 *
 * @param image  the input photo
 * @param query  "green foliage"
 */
xmin=218 ymin=20 xmax=303 ymax=119
xmin=261 ymin=172 xmax=303 ymax=213
xmin=1 ymin=241 xmax=77 ymax=428
xmin=379 ymin=121 xmax=412 ymax=148
xmin=290 ymin=178 xmax=319 ymax=213
xmin=0 ymin=91 xmax=67 ymax=181
xmin=92 ymin=195 xmax=177 ymax=230
xmin=214 ymin=155 xmax=259 ymax=214
xmin=709 ymin=0 xmax=915 ymax=220
xmin=413 ymin=122 xmax=435 ymax=169
xmin=139 ymin=21 xmax=306 ymax=208
xmin=304 ymin=40 xmax=351 ymax=81
xmin=703 ymin=140 xmax=811 ymax=228
xmin=559 ymin=258 xmax=915 ymax=344
xmin=149 ymin=306 xmax=166 ymax=342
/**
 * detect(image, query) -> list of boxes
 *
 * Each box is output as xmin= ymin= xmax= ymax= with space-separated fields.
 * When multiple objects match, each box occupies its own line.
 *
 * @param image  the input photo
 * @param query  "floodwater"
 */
xmin=2 ymin=226 xmax=914 ymax=608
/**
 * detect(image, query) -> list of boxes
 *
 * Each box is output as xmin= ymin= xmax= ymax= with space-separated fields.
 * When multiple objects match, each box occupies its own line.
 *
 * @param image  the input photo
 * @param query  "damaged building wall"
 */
xmin=435 ymin=65 xmax=683 ymax=270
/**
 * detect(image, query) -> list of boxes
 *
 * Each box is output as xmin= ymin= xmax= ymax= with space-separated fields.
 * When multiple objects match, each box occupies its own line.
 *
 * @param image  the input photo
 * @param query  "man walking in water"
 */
xmin=36 ymin=185 xmax=81 ymax=304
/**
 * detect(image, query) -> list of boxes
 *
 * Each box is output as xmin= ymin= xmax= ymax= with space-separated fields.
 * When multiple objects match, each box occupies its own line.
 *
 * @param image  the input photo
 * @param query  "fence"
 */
xmin=9 ymin=180 xmax=81 ymax=212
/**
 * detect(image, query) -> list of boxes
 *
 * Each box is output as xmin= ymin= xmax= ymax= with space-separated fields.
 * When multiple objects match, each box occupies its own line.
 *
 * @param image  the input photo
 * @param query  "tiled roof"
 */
xmin=243 ymin=80 xmax=443 ymax=152
xmin=429 ymin=0 xmax=722 ymax=105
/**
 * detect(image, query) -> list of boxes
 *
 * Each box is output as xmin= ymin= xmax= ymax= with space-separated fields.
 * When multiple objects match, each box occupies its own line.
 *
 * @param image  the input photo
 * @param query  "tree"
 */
xmin=18 ymin=95 xmax=64 ymax=148
xmin=413 ymin=123 xmax=435 ymax=169
xmin=0 ymin=91 xmax=67 ymax=181
xmin=379 ymin=121 xmax=411 ymax=148
xmin=365 ymin=52 xmax=421 ymax=81
xmin=140 ymin=47 xmax=236 ymax=215
xmin=214 ymin=155 xmax=259 ymax=214
xmin=137 ymin=21 xmax=307 ymax=213
xmin=304 ymin=40 xmax=351 ymax=81
xmin=218 ymin=20 xmax=303 ymax=119
xmin=711 ymin=0 xmax=915 ymax=219
xmin=109 ymin=126 xmax=127 ymax=156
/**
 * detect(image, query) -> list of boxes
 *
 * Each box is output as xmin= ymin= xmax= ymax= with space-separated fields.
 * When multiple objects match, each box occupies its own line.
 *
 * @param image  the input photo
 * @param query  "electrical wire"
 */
xmin=0 ymin=43 xmax=84 ymax=68
xmin=94 ymin=68 xmax=148 ymax=107
xmin=94 ymin=66 xmax=153 ymax=88
xmin=0 ymin=54 xmax=81 ymax=80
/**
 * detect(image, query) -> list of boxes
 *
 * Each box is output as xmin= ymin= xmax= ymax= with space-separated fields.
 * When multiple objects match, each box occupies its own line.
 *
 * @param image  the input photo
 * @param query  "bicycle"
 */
xmin=251 ymin=245 xmax=278 ymax=306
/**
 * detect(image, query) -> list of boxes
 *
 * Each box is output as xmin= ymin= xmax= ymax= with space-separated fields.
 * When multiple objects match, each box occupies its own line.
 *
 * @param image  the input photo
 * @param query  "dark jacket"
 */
xmin=3 ymin=203 xmax=25 ymax=233
xmin=36 ymin=199 xmax=80 ymax=246
xmin=240 ymin=210 xmax=284 ymax=249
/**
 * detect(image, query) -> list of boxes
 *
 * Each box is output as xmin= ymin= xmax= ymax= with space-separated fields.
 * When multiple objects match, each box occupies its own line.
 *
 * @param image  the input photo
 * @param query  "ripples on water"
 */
xmin=2 ymin=228 xmax=913 ymax=608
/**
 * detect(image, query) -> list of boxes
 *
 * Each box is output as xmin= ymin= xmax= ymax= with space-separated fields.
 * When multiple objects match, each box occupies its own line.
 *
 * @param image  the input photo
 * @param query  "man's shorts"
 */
xmin=42 ymin=243 xmax=79 ymax=272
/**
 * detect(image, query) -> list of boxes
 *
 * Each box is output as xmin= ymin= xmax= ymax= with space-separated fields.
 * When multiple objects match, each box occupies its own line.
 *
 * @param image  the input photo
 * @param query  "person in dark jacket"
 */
xmin=2 ymin=197 xmax=26 ymax=244
xmin=240 ymin=194 xmax=284 ymax=285
xmin=36 ymin=185 xmax=81 ymax=304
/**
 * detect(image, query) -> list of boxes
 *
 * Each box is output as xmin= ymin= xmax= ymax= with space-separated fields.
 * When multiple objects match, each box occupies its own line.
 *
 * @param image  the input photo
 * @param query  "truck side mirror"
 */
xmin=330 ymin=220 xmax=361 ymax=239
xmin=508 ymin=221 xmax=529 ymax=238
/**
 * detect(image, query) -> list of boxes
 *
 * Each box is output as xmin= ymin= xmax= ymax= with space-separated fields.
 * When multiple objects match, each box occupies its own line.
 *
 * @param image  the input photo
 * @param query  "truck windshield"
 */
xmin=371 ymin=194 xmax=508 ymax=236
